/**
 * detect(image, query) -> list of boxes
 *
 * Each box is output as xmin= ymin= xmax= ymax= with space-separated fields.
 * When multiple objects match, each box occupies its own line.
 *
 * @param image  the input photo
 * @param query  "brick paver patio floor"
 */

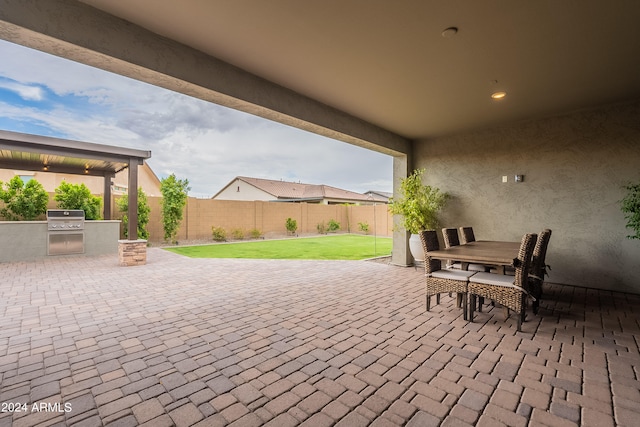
xmin=1 ymin=248 xmax=639 ymax=426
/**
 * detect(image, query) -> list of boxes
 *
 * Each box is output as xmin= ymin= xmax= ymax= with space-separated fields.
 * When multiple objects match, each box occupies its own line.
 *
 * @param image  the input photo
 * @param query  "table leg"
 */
xmin=463 ymin=293 xmax=468 ymax=320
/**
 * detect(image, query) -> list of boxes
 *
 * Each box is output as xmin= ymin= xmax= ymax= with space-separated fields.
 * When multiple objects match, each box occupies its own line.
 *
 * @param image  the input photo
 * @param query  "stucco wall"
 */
xmin=415 ymin=101 xmax=640 ymax=293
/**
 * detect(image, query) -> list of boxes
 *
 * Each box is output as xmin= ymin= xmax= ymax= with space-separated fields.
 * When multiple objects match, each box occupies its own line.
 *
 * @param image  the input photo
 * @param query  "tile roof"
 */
xmin=365 ymin=190 xmax=392 ymax=202
xmin=237 ymin=176 xmax=372 ymax=202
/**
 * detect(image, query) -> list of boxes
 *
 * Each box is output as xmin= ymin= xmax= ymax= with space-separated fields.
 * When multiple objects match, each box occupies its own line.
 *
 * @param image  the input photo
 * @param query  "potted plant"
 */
xmin=389 ymin=168 xmax=449 ymax=262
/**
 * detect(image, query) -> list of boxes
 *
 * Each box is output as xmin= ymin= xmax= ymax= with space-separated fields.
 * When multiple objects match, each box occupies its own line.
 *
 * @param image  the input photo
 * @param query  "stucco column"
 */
xmin=391 ymin=154 xmax=412 ymax=266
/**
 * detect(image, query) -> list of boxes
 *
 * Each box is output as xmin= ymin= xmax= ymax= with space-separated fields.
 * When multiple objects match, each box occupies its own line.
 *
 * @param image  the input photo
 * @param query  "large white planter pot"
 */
xmin=409 ymin=233 xmax=424 ymax=262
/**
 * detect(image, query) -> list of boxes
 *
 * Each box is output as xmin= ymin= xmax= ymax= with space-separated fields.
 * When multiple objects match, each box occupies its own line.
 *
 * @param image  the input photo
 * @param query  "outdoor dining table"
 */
xmin=425 ymin=240 xmax=521 ymax=274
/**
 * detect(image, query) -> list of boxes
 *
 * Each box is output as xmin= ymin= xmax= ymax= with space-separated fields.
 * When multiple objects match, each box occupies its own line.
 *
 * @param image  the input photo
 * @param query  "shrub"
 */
xmin=160 ymin=174 xmax=190 ymax=244
xmin=211 ymin=226 xmax=227 ymax=241
xmin=317 ymin=221 xmax=327 ymax=234
xmin=231 ymin=228 xmax=245 ymax=240
xmin=249 ymin=228 xmax=263 ymax=239
xmin=116 ymin=188 xmax=151 ymax=240
xmin=54 ymin=181 xmax=102 ymax=220
xmin=285 ymin=217 xmax=297 ymax=234
xmin=0 ymin=176 xmax=49 ymax=220
xmin=358 ymin=221 xmax=370 ymax=234
xmin=327 ymin=219 xmax=340 ymax=233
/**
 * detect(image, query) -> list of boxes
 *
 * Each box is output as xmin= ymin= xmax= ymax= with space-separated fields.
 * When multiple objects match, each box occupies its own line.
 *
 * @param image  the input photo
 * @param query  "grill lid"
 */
xmin=47 ymin=210 xmax=85 ymax=231
xmin=46 ymin=209 xmax=85 ymax=220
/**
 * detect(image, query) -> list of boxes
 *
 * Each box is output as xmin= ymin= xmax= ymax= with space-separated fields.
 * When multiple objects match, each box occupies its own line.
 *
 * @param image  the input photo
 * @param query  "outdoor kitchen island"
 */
xmin=0 ymin=218 xmax=121 ymax=263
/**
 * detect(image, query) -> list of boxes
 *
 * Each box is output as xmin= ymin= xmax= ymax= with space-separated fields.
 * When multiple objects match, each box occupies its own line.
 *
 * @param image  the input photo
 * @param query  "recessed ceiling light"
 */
xmin=491 ymin=91 xmax=507 ymax=100
xmin=441 ymin=27 xmax=458 ymax=38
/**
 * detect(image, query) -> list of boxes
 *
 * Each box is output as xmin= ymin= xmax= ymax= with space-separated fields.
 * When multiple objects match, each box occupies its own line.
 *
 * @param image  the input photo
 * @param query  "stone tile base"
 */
xmin=118 ymin=239 xmax=147 ymax=266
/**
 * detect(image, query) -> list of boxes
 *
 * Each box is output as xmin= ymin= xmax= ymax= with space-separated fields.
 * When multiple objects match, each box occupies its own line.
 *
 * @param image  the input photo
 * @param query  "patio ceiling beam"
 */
xmin=0 ymin=0 xmax=410 ymax=157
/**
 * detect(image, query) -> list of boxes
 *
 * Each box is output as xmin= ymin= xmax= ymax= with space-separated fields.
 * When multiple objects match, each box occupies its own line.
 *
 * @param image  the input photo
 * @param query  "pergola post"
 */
xmin=118 ymin=158 xmax=147 ymax=266
xmin=127 ymin=158 xmax=139 ymax=240
xmin=103 ymin=172 xmax=114 ymax=220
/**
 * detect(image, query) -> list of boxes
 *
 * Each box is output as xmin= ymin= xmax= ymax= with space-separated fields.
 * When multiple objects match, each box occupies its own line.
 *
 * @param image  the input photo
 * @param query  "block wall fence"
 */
xmin=120 ymin=197 xmax=393 ymax=243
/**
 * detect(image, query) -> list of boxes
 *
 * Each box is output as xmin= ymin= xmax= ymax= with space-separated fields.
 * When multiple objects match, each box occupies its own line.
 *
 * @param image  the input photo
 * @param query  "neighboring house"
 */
xmin=0 ymin=161 xmax=162 ymax=197
xmin=364 ymin=190 xmax=392 ymax=203
xmin=213 ymin=176 xmax=376 ymax=205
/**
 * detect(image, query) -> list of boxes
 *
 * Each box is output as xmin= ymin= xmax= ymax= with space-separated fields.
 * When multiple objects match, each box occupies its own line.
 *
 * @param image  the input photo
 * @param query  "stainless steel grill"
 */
xmin=46 ymin=210 xmax=85 ymax=255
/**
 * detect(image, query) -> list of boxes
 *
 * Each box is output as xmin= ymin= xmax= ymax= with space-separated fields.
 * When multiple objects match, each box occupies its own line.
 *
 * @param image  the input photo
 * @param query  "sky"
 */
xmin=0 ymin=39 xmax=393 ymax=198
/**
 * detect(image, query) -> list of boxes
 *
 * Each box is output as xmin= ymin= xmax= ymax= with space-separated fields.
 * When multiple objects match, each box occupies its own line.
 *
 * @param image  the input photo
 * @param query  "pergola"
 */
xmin=0 ymin=129 xmax=151 ymax=239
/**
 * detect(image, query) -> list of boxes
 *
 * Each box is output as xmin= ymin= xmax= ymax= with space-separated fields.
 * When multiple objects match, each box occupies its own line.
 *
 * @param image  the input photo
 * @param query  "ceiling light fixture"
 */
xmin=491 ymin=91 xmax=507 ymax=100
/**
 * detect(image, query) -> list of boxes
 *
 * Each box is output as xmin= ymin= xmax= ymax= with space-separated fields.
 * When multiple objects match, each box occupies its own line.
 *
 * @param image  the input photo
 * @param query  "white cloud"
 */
xmin=0 ymin=81 xmax=44 ymax=101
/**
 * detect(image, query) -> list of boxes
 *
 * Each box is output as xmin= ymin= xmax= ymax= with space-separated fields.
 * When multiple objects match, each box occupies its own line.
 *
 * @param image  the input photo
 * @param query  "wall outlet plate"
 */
xmin=502 ymin=176 xmax=508 ymax=183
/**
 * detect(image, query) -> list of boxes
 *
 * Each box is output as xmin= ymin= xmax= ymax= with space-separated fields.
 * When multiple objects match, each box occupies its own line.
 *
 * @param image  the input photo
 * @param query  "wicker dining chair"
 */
xmin=459 ymin=226 xmax=476 ymax=244
xmin=496 ymin=229 xmax=553 ymax=312
xmin=420 ymin=230 xmax=476 ymax=320
xmin=468 ymin=233 xmax=537 ymax=331
xmin=529 ymin=229 xmax=552 ymax=315
xmin=442 ymin=228 xmax=462 ymax=269
xmin=443 ymin=228 xmax=487 ymax=272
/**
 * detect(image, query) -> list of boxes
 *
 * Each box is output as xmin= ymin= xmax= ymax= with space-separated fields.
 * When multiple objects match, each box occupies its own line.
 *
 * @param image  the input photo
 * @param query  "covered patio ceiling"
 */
xmin=12 ymin=0 xmax=640 ymax=141
xmin=0 ymin=1 xmax=639 ymax=146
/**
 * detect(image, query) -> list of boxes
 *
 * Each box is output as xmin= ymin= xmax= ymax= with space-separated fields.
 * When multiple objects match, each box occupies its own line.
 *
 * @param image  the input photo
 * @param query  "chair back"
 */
xmin=419 ymin=230 xmax=442 ymax=274
xmin=459 ymin=227 xmax=476 ymax=244
xmin=442 ymin=228 xmax=460 ymax=248
xmin=514 ymin=233 xmax=537 ymax=288
xmin=530 ymin=229 xmax=552 ymax=279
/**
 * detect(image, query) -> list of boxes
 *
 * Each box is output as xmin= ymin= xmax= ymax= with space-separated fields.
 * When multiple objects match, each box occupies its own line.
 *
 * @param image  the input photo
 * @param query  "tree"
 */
xmin=160 ymin=174 xmax=190 ymax=244
xmin=116 ymin=188 xmax=151 ymax=240
xmin=0 ymin=176 xmax=49 ymax=220
xmin=54 ymin=182 xmax=102 ymax=220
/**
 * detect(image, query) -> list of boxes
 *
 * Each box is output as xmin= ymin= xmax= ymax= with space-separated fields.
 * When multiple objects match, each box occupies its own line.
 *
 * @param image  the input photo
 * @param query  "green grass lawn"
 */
xmin=164 ymin=234 xmax=392 ymax=260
